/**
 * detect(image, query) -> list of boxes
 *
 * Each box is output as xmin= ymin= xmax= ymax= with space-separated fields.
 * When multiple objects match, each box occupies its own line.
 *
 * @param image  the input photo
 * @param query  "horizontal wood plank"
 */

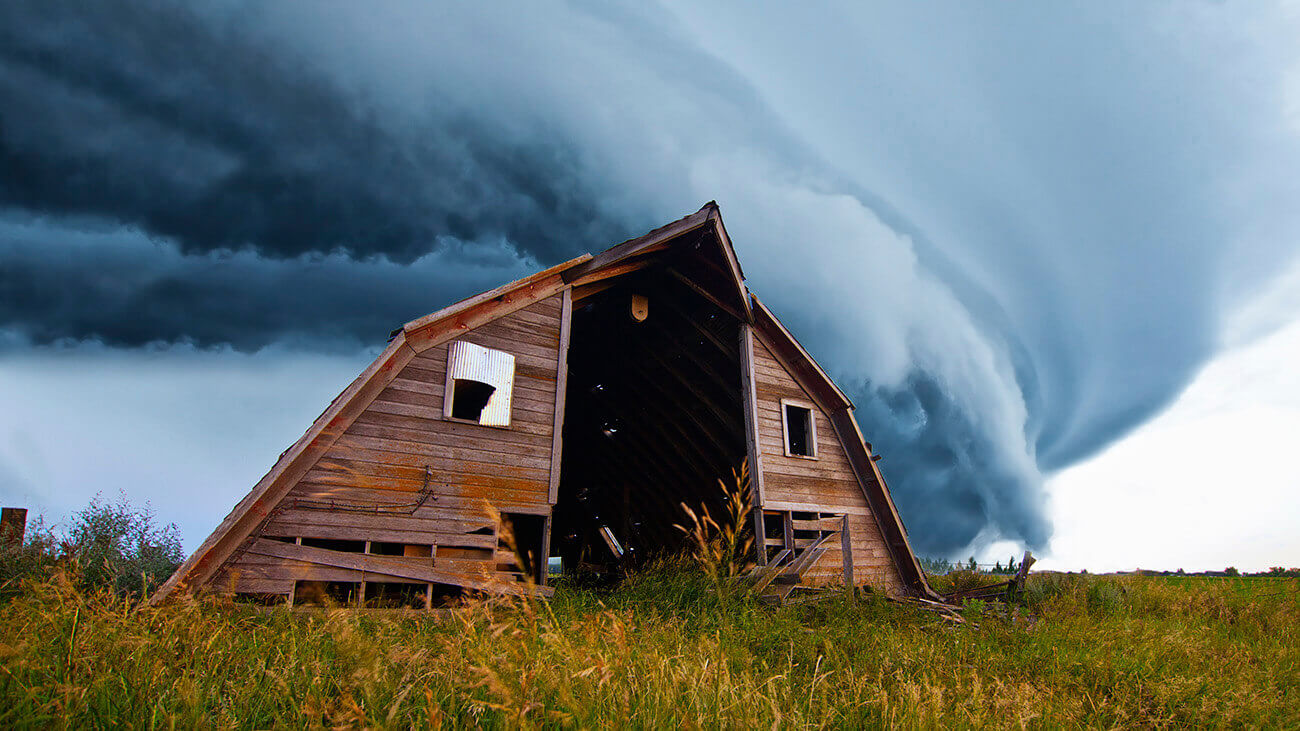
xmin=247 ymin=538 xmax=551 ymax=597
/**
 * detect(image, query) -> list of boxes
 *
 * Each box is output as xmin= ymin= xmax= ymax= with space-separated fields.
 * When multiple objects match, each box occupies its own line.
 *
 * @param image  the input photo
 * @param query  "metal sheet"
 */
xmin=446 ymin=340 xmax=516 ymax=426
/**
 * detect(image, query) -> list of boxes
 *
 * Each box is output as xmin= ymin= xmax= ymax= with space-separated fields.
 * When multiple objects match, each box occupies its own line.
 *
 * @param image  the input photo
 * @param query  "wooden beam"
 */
xmin=403 ymin=275 xmax=569 ymax=353
xmin=841 ymin=516 xmax=854 ymax=589
xmin=548 ymin=288 xmax=572 ymax=504
xmin=739 ymin=325 xmax=767 ymax=507
xmin=402 ymin=254 xmax=589 ymax=336
xmin=565 ymin=258 xmax=657 ymax=288
xmin=739 ymin=325 xmax=768 ymax=566
xmin=667 ymin=268 xmax=747 ymax=323
xmin=570 ymin=279 xmax=620 ymax=304
xmin=703 ymin=207 xmax=753 ymax=321
xmin=561 ymin=208 xmax=713 ymax=283
xmin=751 ymin=549 xmax=793 ymax=593
xmin=657 ymin=292 xmax=736 ymax=361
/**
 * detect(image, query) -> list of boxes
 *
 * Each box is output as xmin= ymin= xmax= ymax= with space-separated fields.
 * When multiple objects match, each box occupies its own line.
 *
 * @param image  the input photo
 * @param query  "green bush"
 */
xmin=0 ymin=493 xmax=183 ymax=600
xmin=63 ymin=493 xmax=183 ymax=598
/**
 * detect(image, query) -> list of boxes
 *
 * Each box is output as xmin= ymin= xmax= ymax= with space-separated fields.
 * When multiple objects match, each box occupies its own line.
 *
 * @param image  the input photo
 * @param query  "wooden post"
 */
xmin=840 ymin=515 xmax=854 ymax=591
xmin=739 ymin=325 xmax=767 ymax=566
xmin=424 ymin=583 xmax=433 ymax=610
xmin=360 ymin=541 xmax=371 ymax=607
xmin=0 ymin=508 xmax=26 ymax=547
xmin=548 ymin=288 xmax=573 ymax=505
xmin=1011 ymin=550 xmax=1035 ymax=598
xmin=538 ymin=514 xmax=553 ymax=586
xmin=782 ymin=512 xmax=795 ymax=553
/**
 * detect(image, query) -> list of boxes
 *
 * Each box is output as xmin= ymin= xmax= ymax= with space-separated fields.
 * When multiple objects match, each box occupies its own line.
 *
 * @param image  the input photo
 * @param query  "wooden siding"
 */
xmin=216 ymin=295 xmax=564 ymax=591
xmin=751 ymin=337 xmax=903 ymax=595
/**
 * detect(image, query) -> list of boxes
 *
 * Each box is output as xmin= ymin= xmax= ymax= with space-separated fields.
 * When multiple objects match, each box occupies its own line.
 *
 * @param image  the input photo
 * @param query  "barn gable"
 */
xmin=155 ymin=203 xmax=935 ymax=606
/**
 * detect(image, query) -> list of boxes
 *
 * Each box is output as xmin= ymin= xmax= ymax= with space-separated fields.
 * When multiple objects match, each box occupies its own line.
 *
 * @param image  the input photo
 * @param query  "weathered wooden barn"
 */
xmin=154 ymin=203 xmax=937 ymax=607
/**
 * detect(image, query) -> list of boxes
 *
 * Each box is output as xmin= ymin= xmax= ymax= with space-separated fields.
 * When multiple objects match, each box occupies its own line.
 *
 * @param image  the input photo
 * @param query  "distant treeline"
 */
xmin=920 ymin=557 xmax=1300 ymax=579
xmin=919 ymin=555 xmax=1024 ymax=576
xmin=1125 ymin=567 xmax=1300 ymax=578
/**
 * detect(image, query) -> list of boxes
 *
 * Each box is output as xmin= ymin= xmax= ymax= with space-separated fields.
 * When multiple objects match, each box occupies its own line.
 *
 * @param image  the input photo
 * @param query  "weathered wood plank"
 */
xmin=364 ymin=400 xmax=553 ymax=435
xmin=313 ymin=455 xmax=551 ymax=484
xmin=213 ymin=574 xmax=294 ymax=594
xmin=288 ymin=484 xmax=551 ymax=514
xmin=154 ymin=334 xmax=419 ymax=602
xmin=266 ymin=508 xmax=496 ymax=534
xmin=299 ymin=468 xmax=548 ymax=497
xmin=791 ymin=517 xmax=847 ymax=532
xmin=761 ymin=499 xmax=871 ymax=516
xmin=326 ymin=436 xmax=552 ymax=471
xmin=247 ymin=538 xmax=552 ymax=597
xmin=346 ymin=415 xmax=552 ymax=451
xmin=260 ymin=522 xmax=498 ymax=549
xmin=374 ymin=385 xmax=556 ymax=416
xmin=402 ymin=266 xmax=574 ymax=354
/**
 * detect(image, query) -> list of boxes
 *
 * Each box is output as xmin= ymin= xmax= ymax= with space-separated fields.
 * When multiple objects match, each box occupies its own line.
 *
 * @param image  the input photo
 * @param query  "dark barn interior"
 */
xmin=553 ymin=267 xmax=748 ymax=574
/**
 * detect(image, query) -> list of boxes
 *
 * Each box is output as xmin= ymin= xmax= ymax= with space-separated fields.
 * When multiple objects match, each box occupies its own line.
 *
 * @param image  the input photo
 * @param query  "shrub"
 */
xmin=1084 ymin=578 xmax=1125 ymax=616
xmin=1021 ymin=572 xmax=1071 ymax=610
xmin=928 ymin=569 xmax=1002 ymax=595
xmin=60 ymin=492 xmax=184 ymax=598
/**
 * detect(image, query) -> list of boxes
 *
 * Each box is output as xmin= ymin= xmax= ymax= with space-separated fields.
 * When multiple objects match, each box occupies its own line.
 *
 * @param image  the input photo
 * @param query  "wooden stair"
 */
xmin=755 ymin=532 xmax=836 ymax=605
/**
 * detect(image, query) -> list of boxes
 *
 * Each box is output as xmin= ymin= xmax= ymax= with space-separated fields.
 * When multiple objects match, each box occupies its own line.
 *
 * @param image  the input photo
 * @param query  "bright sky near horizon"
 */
xmin=2 ymin=2 xmax=1299 ymax=571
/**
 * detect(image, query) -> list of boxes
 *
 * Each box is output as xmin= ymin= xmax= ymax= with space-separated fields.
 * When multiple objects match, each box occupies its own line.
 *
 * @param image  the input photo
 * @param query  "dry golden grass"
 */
xmin=0 ymin=567 xmax=1297 ymax=728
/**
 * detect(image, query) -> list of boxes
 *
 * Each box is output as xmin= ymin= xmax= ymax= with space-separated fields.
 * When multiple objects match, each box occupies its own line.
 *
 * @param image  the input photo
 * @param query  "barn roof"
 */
xmin=154 ymin=202 xmax=935 ymax=602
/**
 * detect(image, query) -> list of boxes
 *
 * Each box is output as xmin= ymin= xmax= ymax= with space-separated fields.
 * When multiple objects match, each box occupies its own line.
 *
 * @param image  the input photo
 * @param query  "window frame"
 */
xmin=443 ymin=340 xmax=516 ymax=428
xmin=779 ymin=398 xmax=818 ymax=459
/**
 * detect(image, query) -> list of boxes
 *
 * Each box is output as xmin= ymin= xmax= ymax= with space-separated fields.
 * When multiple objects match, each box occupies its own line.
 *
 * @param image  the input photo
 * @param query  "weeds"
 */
xmin=673 ymin=460 xmax=754 ymax=583
xmin=0 ymin=567 xmax=1296 ymax=727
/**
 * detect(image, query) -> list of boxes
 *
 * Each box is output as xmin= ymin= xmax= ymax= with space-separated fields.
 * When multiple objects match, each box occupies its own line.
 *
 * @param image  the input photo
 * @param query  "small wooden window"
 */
xmin=781 ymin=399 xmax=817 ymax=458
xmin=444 ymin=341 xmax=515 ymax=427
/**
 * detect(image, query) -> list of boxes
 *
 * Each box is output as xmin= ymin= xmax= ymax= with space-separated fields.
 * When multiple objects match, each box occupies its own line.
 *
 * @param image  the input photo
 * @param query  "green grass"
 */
xmin=0 ymin=567 xmax=1297 ymax=728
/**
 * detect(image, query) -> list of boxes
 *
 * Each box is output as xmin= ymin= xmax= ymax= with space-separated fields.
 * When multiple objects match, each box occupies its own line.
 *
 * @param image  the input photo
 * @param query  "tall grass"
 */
xmin=0 ymin=567 xmax=1297 ymax=727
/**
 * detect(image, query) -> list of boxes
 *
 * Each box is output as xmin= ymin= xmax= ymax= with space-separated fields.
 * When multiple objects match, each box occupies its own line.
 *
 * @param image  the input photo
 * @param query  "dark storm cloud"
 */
xmin=3 ymin=1 xmax=1297 ymax=559
xmin=0 ymin=217 xmax=537 ymax=351
xmin=0 ymin=0 xmax=635 ymax=264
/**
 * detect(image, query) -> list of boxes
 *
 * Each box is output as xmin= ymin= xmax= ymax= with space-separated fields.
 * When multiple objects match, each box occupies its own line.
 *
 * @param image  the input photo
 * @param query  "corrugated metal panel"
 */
xmin=446 ymin=340 xmax=516 ymax=427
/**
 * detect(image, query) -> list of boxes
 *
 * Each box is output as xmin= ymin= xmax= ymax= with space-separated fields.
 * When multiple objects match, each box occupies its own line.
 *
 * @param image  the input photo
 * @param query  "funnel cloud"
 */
xmin=3 ymin=1 xmax=1299 ymax=557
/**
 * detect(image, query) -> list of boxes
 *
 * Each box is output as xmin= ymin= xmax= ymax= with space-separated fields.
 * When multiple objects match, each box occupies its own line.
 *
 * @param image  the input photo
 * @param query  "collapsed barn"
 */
xmin=154 ymin=203 xmax=938 ymax=607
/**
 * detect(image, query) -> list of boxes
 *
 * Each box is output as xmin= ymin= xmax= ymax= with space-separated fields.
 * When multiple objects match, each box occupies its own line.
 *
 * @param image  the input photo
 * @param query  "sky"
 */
xmin=2 ymin=1 xmax=1298 ymax=570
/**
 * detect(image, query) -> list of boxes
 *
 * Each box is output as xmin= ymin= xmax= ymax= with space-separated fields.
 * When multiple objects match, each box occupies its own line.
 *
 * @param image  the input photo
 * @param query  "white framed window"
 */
xmin=780 ymin=398 xmax=817 ymax=459
xmin=444 ymin=341 xmax=515 ymax=427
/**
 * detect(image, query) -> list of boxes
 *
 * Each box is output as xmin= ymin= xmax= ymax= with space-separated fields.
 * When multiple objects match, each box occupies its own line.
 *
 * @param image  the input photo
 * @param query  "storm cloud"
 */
xmin=3 ymin=0 xmax=1299 ymax=557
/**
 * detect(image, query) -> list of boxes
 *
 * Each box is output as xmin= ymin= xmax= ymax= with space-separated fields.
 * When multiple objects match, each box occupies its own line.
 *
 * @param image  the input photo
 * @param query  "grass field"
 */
xmin=0 ymin=566 xmax=1297 ymax=728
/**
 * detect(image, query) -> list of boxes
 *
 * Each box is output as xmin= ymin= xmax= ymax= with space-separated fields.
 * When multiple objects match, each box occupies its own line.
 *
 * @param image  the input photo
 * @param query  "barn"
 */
xmin=154 ymin=203 xmax=938 ymax=607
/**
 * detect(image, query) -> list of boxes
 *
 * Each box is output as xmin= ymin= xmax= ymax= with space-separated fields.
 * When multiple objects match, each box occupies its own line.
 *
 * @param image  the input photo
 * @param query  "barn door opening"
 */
xmin=553 ymin=268 xmax=749 ymax=576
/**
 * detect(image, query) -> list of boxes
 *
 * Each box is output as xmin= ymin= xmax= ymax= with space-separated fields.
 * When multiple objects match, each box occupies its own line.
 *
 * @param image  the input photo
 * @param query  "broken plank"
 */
xmin=246 ymin=538 xmax=552 ymax=598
